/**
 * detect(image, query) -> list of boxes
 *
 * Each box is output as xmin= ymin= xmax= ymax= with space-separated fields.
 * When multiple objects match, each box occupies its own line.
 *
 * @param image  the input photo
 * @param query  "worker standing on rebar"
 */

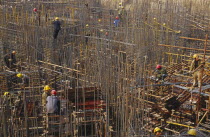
xmin=117 ymin=2 xmax=123 ymax=18
xmin=85 ymin=24 xmax=91 ymax=45
xmin=4 ymin=51 xmax=17 ymax=70
xmin=33 ymin=8 xmax=41 ymax=26
xmin=117 ymin=5 xmax=126 ymax=21
xmin=53 ymin=17 xmax=61 ymax=39
xmin=2 ymin=92 xmax=11 ymax=105
xmin=189 ymin=54 xmax=205 ymax=88
xmin=119 ymin=7 xmax=127 ymax=21
xmin=154 ymin=65 xmax=168 ymax=82
xmin=114 ymin=16 xmax=120 ymax=27
xmin=42 ymin=85 xmax=51 ymax=107
xmin=46 ymin=90 xmax=60 ymax=115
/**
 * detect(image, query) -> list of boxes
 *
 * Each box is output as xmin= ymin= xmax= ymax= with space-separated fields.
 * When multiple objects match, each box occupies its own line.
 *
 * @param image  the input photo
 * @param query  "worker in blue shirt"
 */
xmin=53 ymin=17 xmax=61 ymax=39
xmin=114 ymin=16 xmax=120 ymax=27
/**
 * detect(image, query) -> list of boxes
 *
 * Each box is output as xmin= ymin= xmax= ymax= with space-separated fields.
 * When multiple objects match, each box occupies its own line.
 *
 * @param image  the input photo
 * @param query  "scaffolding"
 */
xmin=0 ymin=0 xmax=210 ymax=136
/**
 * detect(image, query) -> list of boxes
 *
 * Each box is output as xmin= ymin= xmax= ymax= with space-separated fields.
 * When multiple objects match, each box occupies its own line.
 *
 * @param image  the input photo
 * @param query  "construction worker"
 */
xmin=53 ymin=17 xmax=61 ymax=39
xmin=85 ymin=24 xmax=91 ymax=45
xmin=114 ymin=16 xmax=120 ymax=27
xmin=16 ymin=73 xmax=29 ymax=87
xmin=42 ymin=85 xmax=51 ymax=106
xmin=14 ymin=91 xmax=22 ymax=107
xmin=3 ymin=92 xmax=10 ymax=97
xmin=189 ymin=54 xmax=204 ymax=88
xmin=2 ymin=92 xmax=11 ymax=105
xmin=154 ymin=127 xmax=163 ymax=136
xmin=117 ymin=6 xmax=126 ymax=20
xmin=46 ymin=90 xmax=60 ymax=114
xmin=4 ymin=51 xmax=17 ymax=70
xmin=154 ymin=65 xmax=168 ymax=82
xmin=33 ymin=8 xmax=41 ymax=26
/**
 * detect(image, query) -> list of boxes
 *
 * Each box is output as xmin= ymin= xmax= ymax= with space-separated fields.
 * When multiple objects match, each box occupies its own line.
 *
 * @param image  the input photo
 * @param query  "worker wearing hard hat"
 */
xmin=85 ymin=24 xmax=91 ymax=45
xmin=42 ymin=85 xmax=51 ymax=106
xmin=154 ymin=127 xmax=163 ymax=136
xmin=16 ymin=73 xmax=29 ymax=87
xmin=117 ymin=4 xmax=126 ymax=20
xmin=114 ymin=16 xmax=120 ymax=27
xmin=4 ymin=51 xmax=17 ymax=70
xmin=189 ymin=54 xmax=204 ymax=88
xmin=46 ymin=90 xmax=60 ymax=114
xmin=3 ymin=92 xmax=10 ymax=97
xmin=33 ymin=8 xmax=41 ymax=26
xmin=2 ymin=92 xmax=11 ymax=105
xmin=154 ymin=64 xmax=168 ymax=82
xmin=53 ymin=17 xmax=61 ymax=39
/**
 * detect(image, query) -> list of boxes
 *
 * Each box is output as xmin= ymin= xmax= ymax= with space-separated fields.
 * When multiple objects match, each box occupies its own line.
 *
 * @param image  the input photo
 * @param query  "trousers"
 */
xmin=192 ymin=71 xmax=202 ymax=87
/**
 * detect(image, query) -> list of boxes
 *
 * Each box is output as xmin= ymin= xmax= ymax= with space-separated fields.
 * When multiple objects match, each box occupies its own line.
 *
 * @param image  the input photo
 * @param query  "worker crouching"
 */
xmin=16 ymin=73 xmax=29 ymax=87
xmin=154 ymin=65 xmax=168 ymax=82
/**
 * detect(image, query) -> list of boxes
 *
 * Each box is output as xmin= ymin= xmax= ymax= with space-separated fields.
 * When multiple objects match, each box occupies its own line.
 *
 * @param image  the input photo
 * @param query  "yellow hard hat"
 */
xmin=17 ymin=73 xmax=23 ymax=78
xmin=187 ymin=129 xmax=196 ymax=136
xmin=154 ymin=127 xmax=162 ymax=133
xmin=193 ymin=54 xmax=198 ymax=59
xmin=86 ymin=24 xmax=89 ymax=27
xmin=55 ymin=17 xmax=59 ymax=20
xmin=4 ymin=92 xmax=10 ymax=96
xmin=44 ymin=85 xmax=51 ymax=91
xmin=119 ymin=3 xmax=122 ymax=5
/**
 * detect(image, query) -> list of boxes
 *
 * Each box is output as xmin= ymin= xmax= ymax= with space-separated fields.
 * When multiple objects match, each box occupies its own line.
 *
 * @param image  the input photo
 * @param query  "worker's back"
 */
xmin=46 ymin=95 xmax=59 ymax=114
xmin=53 ymin=20 xmax=61 ymax=30
xmin=155 ymin=68 xmax=167 ymax=74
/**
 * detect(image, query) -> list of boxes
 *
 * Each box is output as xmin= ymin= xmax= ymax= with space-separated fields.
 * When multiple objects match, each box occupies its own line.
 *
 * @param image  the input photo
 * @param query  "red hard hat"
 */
xmin=33 ymin=8 xmax=37 ymax=12
xmin=156 ymin=65 xmax=162 ymax=69
xmin=51 ymin=90 xmax=57 ymax=95
xmin=116 ymin=16 xmax=119 ymax=19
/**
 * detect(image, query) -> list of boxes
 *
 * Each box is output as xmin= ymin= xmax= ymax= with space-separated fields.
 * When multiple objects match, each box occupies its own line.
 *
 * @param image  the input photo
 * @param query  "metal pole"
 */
xmin=23 ymin=88 xmax=29 ymax=137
